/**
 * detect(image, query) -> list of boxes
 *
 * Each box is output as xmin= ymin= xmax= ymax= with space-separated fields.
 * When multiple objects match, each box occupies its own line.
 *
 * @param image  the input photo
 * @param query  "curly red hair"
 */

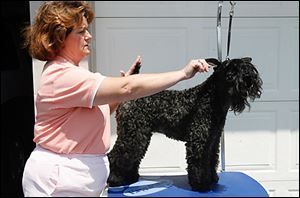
xmin=22 ymin=1 xmax=94 ymax=61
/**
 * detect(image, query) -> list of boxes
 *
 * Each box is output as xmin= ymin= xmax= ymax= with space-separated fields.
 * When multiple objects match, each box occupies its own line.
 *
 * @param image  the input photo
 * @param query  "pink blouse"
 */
xmin=33 ymin=57 xmax=111 ymax=154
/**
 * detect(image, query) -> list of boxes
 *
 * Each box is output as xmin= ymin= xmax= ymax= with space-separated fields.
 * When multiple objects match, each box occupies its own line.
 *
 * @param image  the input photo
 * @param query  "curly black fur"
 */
xmin=107 ymin=57 xmax=263 ymax=192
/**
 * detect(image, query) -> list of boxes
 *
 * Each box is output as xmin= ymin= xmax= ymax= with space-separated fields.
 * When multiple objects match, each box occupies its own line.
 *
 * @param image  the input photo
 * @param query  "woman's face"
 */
xmin=60 ymin=16 xmax=92 ymax=63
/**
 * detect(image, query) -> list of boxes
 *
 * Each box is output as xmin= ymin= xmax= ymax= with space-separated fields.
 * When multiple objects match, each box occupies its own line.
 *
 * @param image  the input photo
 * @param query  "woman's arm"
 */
xmin=94 ymin=58 xmax=209 ymax=107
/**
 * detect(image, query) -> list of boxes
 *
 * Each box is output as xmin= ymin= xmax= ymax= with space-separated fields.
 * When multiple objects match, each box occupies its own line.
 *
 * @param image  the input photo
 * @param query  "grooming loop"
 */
xmin=216 ymin=1 xmax=236 ymax=172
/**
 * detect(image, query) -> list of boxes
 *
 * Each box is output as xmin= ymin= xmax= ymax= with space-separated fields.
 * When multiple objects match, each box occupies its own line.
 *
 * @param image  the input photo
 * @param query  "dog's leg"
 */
xmin=185 ymin=126 xmax=215 ymax=192
xmin=107 ymin=127 xmax=153 ymax=187
xmin=208 ymin=129 xmax=222 ymax=185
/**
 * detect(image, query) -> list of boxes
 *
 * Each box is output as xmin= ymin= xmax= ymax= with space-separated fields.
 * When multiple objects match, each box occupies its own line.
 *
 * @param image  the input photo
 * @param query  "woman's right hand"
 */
xmin=182 ymin=59 xmax=210 ymax=79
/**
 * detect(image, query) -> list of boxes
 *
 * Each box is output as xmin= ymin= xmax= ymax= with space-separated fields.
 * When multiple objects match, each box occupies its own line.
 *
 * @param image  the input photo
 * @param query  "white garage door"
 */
xmin=92 ymin=1 xmax=299 ymax=197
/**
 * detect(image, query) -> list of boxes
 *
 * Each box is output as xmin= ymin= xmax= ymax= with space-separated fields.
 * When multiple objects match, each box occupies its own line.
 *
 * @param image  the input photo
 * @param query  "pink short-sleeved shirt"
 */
xmin=33 ymin=57 xmax=110 ymax=154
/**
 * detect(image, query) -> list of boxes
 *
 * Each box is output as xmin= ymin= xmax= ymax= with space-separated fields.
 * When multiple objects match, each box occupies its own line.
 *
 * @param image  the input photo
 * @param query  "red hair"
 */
xmin=22 ymin=1 xmax=94 ymax=61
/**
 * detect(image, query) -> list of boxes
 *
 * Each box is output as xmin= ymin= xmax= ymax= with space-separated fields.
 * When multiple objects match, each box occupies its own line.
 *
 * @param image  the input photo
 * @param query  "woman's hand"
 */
xmin=182 ymin=59 xmax=210 ymax=79
xmin=109 ymin=56 xmax=142 ymax=114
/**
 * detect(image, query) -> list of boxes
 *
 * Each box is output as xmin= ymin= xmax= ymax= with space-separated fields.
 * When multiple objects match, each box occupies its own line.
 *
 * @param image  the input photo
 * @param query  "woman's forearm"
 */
xmin=126 ymin=70 xmax=186 ymax=99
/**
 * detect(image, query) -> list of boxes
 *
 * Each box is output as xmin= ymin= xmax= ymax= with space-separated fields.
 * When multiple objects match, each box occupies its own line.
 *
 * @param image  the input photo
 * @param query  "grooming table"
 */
xmin=107 ymin=171 xmax=269 ymax=197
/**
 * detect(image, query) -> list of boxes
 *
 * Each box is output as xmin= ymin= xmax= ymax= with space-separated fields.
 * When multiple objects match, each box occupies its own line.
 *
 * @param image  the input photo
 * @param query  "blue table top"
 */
xmin=108 ymin=171 xmax=269 ymax=197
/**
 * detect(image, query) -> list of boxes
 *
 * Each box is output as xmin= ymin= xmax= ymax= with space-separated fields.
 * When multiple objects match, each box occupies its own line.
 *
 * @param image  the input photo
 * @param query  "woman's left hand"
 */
xmin=110 ymin=56 xmax=142 ymax=114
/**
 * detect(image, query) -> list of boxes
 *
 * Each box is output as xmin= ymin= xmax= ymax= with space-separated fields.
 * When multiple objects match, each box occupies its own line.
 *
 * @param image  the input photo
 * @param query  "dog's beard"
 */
xmin=229 ymin=74 xmax=262 ymax=114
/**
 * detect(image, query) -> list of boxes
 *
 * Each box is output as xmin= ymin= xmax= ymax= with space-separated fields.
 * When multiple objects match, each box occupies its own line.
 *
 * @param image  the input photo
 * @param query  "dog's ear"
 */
xmin=205 ymin=58 xmax=220 ymax=67
xmin=241 ymin=57 xmax=252 ymax=63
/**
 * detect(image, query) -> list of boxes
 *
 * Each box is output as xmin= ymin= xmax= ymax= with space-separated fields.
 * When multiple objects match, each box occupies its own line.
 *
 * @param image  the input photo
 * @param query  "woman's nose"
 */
xmin=85 ymin=30 xmax=92 ymax=40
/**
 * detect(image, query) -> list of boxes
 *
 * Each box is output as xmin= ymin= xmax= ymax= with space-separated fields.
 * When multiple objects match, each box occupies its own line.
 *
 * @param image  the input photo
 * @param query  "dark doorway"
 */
xmin=1 ymin=1 xmax=35 ymax=196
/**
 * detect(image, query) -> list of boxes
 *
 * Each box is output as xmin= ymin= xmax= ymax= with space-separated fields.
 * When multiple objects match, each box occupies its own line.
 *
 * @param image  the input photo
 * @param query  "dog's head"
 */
xmin=206 ymin=57 xmax=263 ymax=114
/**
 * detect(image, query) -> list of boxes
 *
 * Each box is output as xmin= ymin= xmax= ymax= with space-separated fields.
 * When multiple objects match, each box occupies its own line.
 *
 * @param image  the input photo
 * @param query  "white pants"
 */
xmin=22 ymin=145 xmax=109 ymax=197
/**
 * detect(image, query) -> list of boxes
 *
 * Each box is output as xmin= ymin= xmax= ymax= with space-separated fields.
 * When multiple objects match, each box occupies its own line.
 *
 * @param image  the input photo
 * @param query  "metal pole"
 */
xmin=216 ymin=1 xmax=226 ymax=172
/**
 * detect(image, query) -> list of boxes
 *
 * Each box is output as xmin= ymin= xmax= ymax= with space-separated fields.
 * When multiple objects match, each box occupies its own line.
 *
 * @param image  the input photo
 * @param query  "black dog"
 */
xmin=107 ymin=57 xmax=263 ymax=192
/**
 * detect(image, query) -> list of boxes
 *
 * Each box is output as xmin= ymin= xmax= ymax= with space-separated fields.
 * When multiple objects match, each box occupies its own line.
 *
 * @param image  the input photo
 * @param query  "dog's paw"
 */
xmin=107 ymin=174 xmax=127 ymax=187
xmin=188 ymin=172 xmax=217 ymax=192
xmin=212 ymin=172 xmax=219 ymax=184
xmin=191 ymin=183 xmax=214 ymax=192
xmin=107 ymin=171 xmax=140 ymax=187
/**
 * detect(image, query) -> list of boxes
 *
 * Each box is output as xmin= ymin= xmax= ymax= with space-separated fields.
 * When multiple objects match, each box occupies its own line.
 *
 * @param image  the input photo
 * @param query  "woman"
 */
xmin=22 ymin=1 xmax=210 ymax=197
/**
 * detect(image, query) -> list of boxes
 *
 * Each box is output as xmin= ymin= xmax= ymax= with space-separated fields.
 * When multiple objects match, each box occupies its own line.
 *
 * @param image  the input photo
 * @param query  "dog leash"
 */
xmin=216 ymin=1 xmax=236 ymax=172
